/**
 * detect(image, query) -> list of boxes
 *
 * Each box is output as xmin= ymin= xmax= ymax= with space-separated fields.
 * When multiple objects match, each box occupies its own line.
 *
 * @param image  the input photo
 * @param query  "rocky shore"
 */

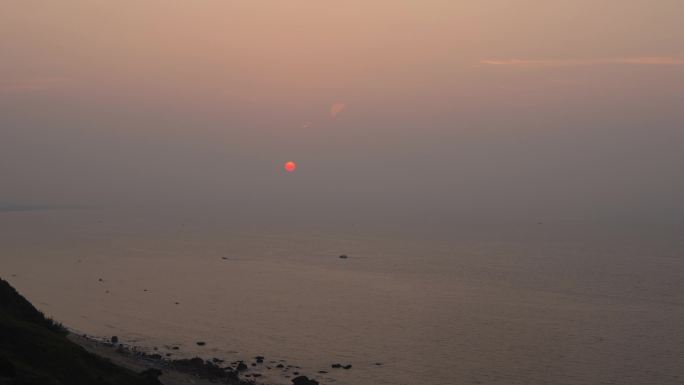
xmin=1 ymin=272 xmax=370 ymax=385
xmin=70 ymin=333 xmax=347 ymax=385
xmin=0 ymin=277 xmax=325 ymax=385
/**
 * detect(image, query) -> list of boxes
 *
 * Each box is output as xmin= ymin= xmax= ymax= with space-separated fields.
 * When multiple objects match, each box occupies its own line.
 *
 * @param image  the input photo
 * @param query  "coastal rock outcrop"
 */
xmin=169 ymin=357 xmax=229 ymax=380
xmin=236 ymin=361 xmax=248 ymax=371
xmin=292 ymin=375 xmax=319 ymax=385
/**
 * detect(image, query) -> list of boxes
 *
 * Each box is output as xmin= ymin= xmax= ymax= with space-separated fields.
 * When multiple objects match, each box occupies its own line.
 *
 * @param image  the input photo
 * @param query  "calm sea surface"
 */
xmin=2 ymin=208 xmax=683 ymax=385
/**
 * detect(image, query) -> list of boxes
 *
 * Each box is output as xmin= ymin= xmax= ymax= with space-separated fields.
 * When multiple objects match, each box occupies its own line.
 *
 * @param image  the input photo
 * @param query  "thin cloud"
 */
xmin=480 ymin=56 xmax=684 ymax=68
xmin=330 ymin=102 xmax=347 ymax=119
xmin=0 ymin=77 xmax=68 ymax=93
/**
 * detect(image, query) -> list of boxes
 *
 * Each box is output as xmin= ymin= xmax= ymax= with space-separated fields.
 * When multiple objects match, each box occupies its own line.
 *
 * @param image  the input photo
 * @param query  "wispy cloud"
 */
xmin=330 ymin=102 xmax=347 ymax=119
xmin=0 ymin=77 xmax=68 ymax=93
xmin=480 ymin=56 xmax=684 ymax=68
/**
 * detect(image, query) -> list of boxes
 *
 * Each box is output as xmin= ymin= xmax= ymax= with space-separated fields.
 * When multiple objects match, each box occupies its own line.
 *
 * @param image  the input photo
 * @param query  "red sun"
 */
xmin=284 ymin=161 xmax=297 ymax=172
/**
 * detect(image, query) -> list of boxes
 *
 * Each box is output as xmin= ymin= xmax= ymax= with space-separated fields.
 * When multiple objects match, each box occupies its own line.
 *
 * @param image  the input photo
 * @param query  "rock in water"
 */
xmin=110 ymin=336 xmax=119 ymax=344
xmin=339 ymin=255 xmax=348 ymax=259
xmin=196 ymin=341 xmax=206 ymax=346
xmin=292 ymin=375 xmax=319 ymax=385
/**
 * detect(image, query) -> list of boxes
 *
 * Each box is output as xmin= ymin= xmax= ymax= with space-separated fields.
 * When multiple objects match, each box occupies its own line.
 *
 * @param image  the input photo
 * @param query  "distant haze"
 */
xmin=2 ymin=1 xmax=683 ymax=223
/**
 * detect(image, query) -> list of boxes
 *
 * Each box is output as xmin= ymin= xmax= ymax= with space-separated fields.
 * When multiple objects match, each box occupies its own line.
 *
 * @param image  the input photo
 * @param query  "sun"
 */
xmin=284 ymin=161 xmax=297 ymax=172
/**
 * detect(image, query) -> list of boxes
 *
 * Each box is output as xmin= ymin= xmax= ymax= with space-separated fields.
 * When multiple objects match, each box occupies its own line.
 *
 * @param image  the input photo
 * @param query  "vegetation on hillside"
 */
xmin=0 ymin=278 xmax=161 ymax=385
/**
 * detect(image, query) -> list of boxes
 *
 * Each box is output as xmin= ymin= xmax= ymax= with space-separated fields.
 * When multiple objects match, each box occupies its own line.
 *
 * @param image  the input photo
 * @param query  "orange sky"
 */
xmin=1 ymin=1 xmax=683 ymax=220
xmin=3 ymin=1 xmax=683 ymax=94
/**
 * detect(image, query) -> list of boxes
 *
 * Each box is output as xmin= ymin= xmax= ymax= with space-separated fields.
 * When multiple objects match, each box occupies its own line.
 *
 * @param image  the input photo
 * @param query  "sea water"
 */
xmin=2 ymin=208 xmax=683 ymax=385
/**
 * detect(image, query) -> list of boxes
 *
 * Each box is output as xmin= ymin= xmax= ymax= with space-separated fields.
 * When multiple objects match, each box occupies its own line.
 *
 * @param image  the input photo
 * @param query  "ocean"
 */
xmin=2 ymin=208 xmax=683 ymax=385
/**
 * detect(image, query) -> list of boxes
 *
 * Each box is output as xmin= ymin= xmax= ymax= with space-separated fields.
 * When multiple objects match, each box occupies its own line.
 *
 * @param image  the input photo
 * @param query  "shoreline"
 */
xmin=2 ymin=276 xmax=321 ymax=385
xmin=68 ymin=332 xmax=326 ymax=385
xmin=68 ymin=333 xmax=230 ymax=385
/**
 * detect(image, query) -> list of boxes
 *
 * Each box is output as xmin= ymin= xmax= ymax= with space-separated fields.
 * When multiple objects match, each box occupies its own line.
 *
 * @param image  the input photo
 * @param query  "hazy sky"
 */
xmin=2 ymin=1 xmax=683 ymax=222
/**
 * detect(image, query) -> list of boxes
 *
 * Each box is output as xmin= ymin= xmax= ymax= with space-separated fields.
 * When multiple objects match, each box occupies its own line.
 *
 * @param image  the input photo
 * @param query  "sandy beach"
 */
xmin=67 ymin=332 xmax=334 ymax=385
xmin=68 ymin=334 xmax=222 ymax=385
